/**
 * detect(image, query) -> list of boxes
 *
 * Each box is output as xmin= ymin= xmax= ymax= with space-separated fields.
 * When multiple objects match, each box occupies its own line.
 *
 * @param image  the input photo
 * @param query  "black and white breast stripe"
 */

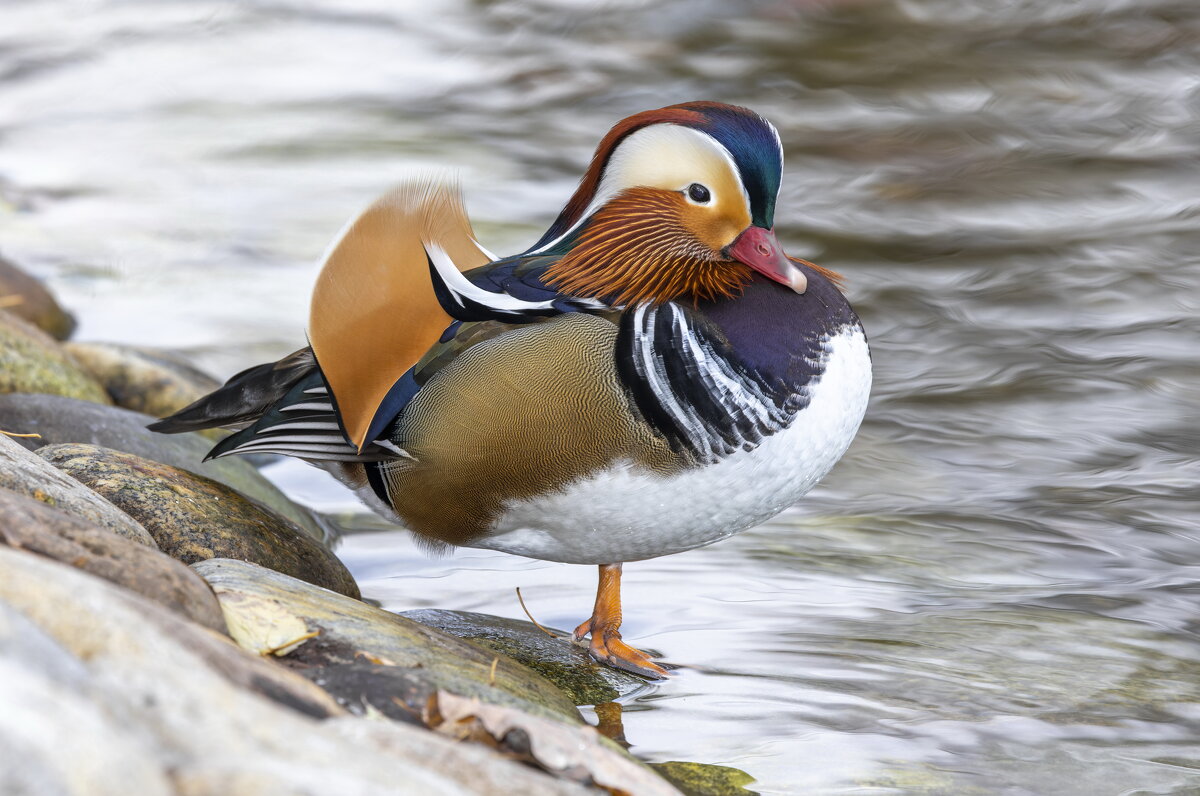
xmin=616 ymin=303 xmax=801 ymax=464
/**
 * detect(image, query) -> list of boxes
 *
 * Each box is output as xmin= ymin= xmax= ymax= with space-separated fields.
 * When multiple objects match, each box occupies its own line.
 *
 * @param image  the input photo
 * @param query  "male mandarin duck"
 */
xmin=152 ymin=102 xmax=872 ymax=678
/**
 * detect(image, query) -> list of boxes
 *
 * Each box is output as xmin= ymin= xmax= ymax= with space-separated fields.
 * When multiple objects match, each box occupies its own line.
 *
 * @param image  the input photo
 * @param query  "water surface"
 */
xmin=2 ymin=1 xmax=1198 ymax=792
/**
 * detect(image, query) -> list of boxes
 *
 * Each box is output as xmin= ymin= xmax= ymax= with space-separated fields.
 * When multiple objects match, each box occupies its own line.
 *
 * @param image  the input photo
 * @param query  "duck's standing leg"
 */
xmin=573 ymin=563 xmax=669 ymax=679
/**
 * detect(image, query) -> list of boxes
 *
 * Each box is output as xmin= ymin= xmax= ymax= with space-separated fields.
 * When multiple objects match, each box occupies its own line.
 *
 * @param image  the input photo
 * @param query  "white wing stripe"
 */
xmin=261 ymin=421 xmax=342 ymax=432
xmin=426 ymin=242 xmax=558 ymax=313
xmin=280 ymin=401 xmax=334 ymax=413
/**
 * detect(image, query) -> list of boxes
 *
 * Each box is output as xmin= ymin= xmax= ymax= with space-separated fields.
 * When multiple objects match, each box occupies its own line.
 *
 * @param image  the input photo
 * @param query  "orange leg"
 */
xmin=573 ymin=564 xmax=668 ymax=679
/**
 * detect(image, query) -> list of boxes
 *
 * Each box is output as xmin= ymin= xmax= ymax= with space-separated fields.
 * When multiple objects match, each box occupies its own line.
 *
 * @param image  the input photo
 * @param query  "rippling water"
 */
xmin=3 ymin=1 xmax=1199 ymax=792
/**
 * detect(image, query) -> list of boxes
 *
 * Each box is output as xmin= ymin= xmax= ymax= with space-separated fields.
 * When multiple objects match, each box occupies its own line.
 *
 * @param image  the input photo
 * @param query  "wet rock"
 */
xmin=0 ymin=311 xmax=108 ymax=403
xmin=405 ymin=608 xmax=650 ymax=705
xmin=194 ymin=558 xmax=583 ymax=725
xmin=649 ymin=762 xmax=759 ymax=796
xmin=0 ymin=393 xmax=330 ymax=543
xmin=0 ymin=488 xmax=225 ymax=632
xmin=300 ymin=662 xmax=449 ymax=725
xmin=0 ymin=435 xmax=153 ymax=545
xmin=0 ymin=254 xmax=76 ymax=339
xmin=38 ymin=444 xmax=358 ymax=598
xmin=63 ymin=341 xmax=221 ymax=419
xmin=0 ymin=549 xmax=581 ymax=795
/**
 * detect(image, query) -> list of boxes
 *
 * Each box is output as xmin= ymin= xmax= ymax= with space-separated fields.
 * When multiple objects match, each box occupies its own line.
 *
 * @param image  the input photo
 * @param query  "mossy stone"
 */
xmin=38 ymin=443 xmax=358 ymax=598
xmin=649 ymin=762 xmax=759 ymax=796
xmin=405 ymin=608 xmax=651 ymax=705
xmin=0 ymin=435 xmax=153 ymax=545
xmin=0 ymin=311 xmax=108 ymax=403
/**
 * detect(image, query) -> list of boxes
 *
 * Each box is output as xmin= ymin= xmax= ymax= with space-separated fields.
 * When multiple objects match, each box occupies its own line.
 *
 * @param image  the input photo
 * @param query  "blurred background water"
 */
xmin=2 ymin=0 xmax=1199 ymax=793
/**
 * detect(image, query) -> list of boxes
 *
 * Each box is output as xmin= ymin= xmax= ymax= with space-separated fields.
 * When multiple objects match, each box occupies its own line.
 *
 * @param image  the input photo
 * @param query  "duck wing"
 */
xmin=310 ymin=177 xmax=495 ymax=452
xmin=152 ymin=182 xmax=608 ymax=462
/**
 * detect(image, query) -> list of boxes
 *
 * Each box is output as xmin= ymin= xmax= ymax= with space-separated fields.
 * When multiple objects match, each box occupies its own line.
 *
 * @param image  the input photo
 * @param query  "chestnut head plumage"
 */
xmin=537 ymin=102 xmax=818 ymax=305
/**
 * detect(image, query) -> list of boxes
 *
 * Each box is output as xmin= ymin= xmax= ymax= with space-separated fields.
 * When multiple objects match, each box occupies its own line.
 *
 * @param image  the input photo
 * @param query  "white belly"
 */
xmin=470 ymin=327 xmax=872 ymax=564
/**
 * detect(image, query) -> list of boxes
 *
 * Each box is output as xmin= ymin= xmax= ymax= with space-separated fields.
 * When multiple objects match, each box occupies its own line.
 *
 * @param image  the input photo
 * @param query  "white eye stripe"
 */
xmin=530 ymin=124 xmax=750 ymax=254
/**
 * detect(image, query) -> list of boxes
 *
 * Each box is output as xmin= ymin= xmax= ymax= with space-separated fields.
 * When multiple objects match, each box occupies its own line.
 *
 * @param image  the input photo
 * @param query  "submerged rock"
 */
xmin=0 ymin=254 xmax=76 ymax=340
xmin=194 ymin=558 xmax=583 ymax=725
xmin=63 ymin=341 xmax=221 ymax=419
xmin=405 ymin=608 xmax=651 ymax=705
xmin=0 ymin=549 xmax=579 ymax=795
xmin=0 ymin=435 xmax=153 ymax=545
xmin=38 ymin=444 xmax=358 ymax=598
xmin=0 ymin=311 xmax=108 ymax=403
xmin=0 ymin=488 xmax=226 ymax=632
xmin=649 ymin=762 xmax=759 ymax=796
xmin=0 ymin=393 xmax=329 ymax=543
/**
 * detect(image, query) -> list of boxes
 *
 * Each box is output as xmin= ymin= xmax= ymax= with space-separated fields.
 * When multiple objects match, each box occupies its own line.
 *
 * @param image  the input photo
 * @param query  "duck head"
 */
xmin=535 ymin=101 xmax=810 ymax=306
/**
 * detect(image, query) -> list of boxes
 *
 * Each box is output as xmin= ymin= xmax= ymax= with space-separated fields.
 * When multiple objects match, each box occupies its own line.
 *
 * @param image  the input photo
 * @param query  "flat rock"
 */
xmin=405 ymin=608 xmax=651 ymax=705
xmin=0 ymin=311 xmax=108 ymax=403
xmin=63 ymin=341 xmax=221 ymax=419
xmin=0 ymin=393 xmax=330 ymax=543
xmin=0 ymin=548 xmax=583 ymax=795
xmin=0 ymin=435 xmax=153 ymax=545
xmin=0 ymin=254 xmax=76 ymax=339
xmin=39 ymin=443 xmax=358 ymax=598
xmin=0 ymin=487 xmax=226 ymax=632
xmin=194 ymin=558 xmax=583 ymax=725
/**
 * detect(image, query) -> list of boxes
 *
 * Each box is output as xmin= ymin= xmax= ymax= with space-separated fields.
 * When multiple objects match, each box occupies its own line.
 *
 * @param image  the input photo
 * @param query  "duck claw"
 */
xmin=574 ymin=620 xmax=670 ymax=680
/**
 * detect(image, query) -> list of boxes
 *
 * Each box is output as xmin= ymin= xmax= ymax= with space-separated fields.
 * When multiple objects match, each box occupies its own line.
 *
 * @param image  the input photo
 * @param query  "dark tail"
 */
xmin=148 ymin=347 xmax=318 ymax=434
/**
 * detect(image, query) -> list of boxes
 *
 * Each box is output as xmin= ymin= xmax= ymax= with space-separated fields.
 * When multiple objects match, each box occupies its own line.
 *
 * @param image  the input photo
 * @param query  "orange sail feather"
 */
xmin=309 ymin=178 xmax=491 ymax=451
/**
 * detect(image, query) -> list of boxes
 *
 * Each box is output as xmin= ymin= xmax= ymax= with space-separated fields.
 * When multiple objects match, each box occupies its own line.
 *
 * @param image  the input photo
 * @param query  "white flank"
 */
xmin=471 ymin=327 xmax=873 ymax=564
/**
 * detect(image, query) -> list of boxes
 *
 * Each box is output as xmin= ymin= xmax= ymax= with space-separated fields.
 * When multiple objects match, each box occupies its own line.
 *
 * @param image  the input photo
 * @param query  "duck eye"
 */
xmin=686 ymin=183 xmax=711 ymax=204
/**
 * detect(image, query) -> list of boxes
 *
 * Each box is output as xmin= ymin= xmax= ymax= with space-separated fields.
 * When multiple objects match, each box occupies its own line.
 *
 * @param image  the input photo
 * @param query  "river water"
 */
xmin=2 ymin=1 xmax=1198 ymax=793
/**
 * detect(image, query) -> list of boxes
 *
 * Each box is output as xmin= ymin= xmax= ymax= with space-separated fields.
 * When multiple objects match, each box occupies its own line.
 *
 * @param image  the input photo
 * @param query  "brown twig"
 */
xmin=487 ymin=656 xmax=499 ymax=687
xmin=515 ymin=587 xmax=558 ymax=639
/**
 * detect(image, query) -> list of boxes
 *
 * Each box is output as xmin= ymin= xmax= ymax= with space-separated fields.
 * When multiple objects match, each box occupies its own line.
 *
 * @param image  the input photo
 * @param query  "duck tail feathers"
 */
xmin=148 ymin=347 xmax=317 ymax=434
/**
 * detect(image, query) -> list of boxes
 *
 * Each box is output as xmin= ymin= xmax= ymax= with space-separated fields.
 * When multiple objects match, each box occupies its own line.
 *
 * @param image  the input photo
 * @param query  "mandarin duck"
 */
xmin=152 ymin=102 xmax=872 ymax=678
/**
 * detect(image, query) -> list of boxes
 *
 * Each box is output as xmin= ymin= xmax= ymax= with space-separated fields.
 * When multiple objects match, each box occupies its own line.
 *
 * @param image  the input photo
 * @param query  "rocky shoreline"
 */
xmin=0 ymin=254 xmax=756 ymax=795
